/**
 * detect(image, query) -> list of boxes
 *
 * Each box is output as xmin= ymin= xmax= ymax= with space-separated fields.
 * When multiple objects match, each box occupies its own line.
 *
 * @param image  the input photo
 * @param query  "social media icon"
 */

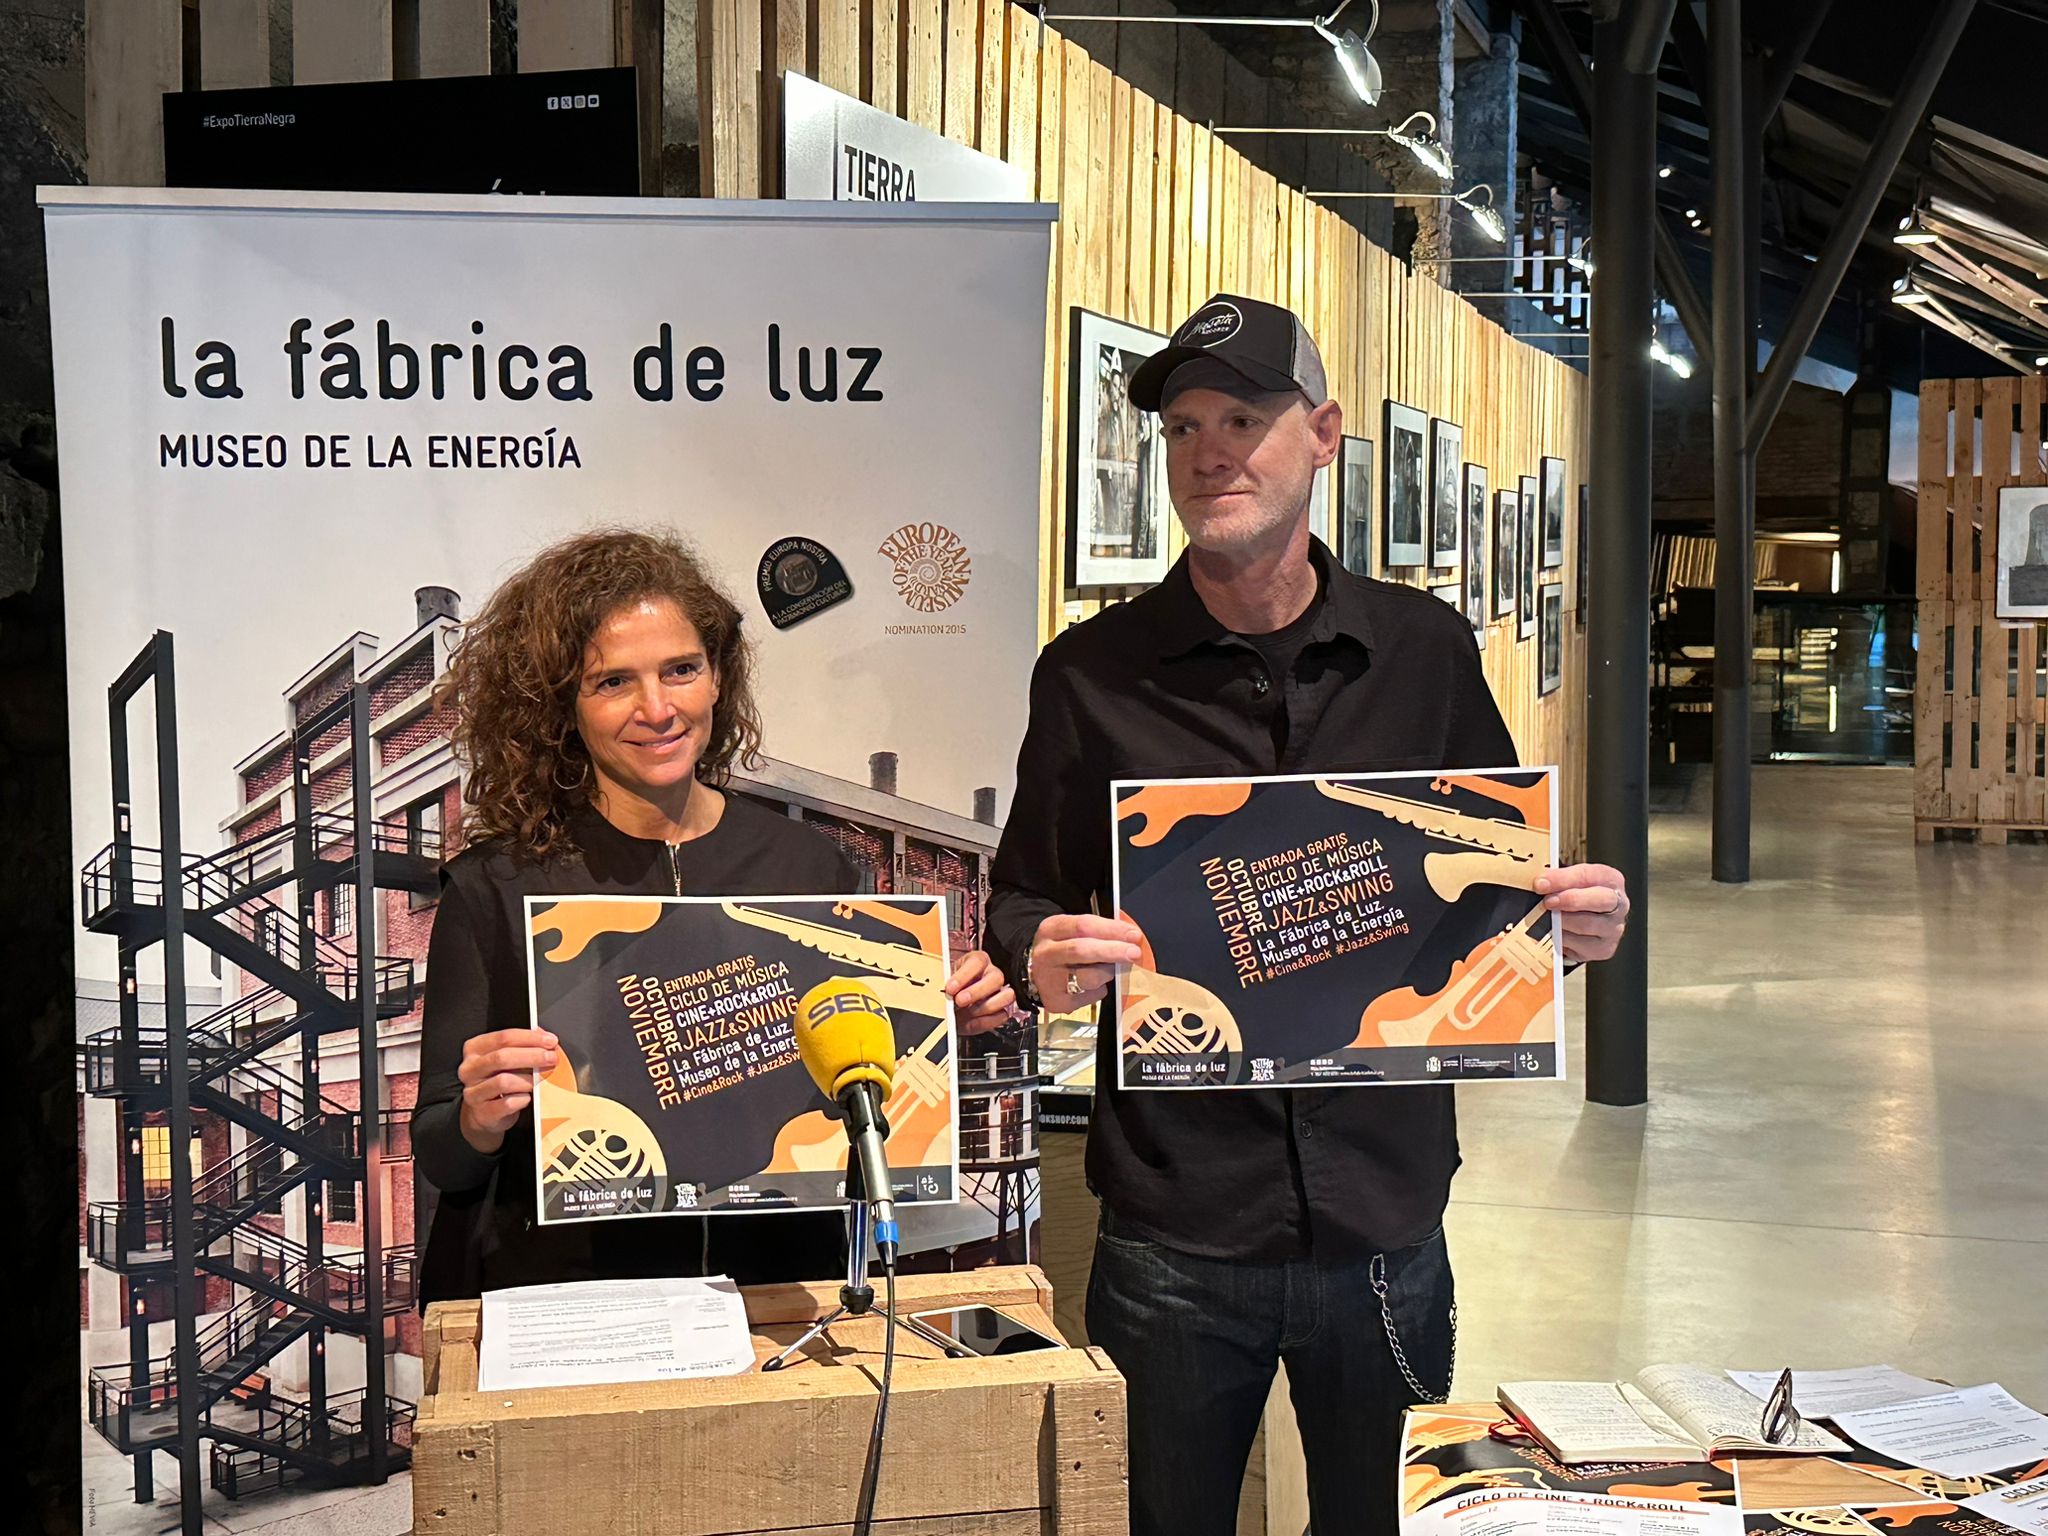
xmin=547 ymin=96 xmax=560 ymax=109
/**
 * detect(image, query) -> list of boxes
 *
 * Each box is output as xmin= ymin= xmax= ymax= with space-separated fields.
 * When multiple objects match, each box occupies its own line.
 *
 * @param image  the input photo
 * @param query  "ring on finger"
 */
xmin=1065 ymin=971 xmax=1085 ymax=997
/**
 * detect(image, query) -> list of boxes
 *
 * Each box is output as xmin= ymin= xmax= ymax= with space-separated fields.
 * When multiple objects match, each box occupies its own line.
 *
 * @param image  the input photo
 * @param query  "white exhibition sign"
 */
xmin=783 ymin=72 xmax=1029 ymax=202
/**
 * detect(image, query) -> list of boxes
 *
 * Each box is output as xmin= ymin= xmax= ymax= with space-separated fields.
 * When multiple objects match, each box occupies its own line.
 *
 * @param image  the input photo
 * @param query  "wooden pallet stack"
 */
xmin=1914 ymin=376 xmax=2048 ymax=843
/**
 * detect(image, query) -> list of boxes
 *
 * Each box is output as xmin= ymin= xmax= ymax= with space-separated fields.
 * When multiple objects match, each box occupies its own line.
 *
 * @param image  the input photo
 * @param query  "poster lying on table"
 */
xmin=1110 ymin=769 xmax=1561 ymax=1089
xmin=526 ymin=894 xmax=958 ymax=1222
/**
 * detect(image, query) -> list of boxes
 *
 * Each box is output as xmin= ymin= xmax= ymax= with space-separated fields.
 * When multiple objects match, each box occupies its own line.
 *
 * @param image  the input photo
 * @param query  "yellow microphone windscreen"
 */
xmin=793 ymin=976 xmax=896 ymax=1100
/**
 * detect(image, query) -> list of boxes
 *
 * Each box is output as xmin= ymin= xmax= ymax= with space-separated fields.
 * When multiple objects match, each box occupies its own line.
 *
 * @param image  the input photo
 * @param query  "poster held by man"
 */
xmin=1109 ymin=768 xmax=1563 ymax=1091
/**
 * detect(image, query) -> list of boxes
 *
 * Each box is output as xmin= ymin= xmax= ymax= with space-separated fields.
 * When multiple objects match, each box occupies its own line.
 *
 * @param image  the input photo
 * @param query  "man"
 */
xmin=987 ymin=294 xmax=1629 ymax=1536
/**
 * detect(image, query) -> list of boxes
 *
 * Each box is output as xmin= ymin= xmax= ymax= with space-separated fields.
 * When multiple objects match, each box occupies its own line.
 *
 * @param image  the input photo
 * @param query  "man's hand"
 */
xmin=945 ymin=949 xmax=1017 ymax=1036
xmin=1536 ymin=864 xmax=1630 ymax=964
xmin=457 ymin=1027 xmax=558 ymax=1153
xmin=1030 ymin=914 xmax=1145 ymax=1010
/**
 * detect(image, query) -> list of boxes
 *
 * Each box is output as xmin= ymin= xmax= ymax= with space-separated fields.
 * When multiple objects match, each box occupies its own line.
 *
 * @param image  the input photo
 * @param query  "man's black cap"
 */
xmin=1128 ymin=293 xmax=1330 ymax=413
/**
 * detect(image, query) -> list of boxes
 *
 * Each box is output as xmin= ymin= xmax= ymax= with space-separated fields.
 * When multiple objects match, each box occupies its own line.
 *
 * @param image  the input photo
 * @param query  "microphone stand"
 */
xmin=759 ymin=1163 xmax=967 ymax=1371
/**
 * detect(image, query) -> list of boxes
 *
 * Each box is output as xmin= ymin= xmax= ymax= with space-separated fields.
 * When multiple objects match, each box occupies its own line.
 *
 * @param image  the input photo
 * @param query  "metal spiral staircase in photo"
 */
xmin=81 ymin=635 xmax=436 ymax=1533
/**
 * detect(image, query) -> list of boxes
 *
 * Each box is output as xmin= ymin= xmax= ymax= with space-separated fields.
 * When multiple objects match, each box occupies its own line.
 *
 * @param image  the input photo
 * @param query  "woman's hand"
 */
xmin=945 ymin=949 xmax=1017 ymax=1037
xmin=457 ymin=1027 xmax=558 ymax=1153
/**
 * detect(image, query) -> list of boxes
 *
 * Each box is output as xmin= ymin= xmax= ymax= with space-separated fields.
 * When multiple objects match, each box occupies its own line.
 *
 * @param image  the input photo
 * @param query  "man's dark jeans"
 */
xmin=1085 ymin=1207 xmax=1456 ymax=1536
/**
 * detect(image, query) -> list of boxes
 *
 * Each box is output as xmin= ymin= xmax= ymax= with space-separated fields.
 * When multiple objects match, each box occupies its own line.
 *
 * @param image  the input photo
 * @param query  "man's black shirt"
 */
xmin=987 ymin=539 xmax=1517 ymax=1262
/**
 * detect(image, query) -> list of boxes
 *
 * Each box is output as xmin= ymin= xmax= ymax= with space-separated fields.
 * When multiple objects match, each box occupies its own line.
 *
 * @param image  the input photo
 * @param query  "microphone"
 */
xmin=794 ymin=977 xmax=902 ymax=1266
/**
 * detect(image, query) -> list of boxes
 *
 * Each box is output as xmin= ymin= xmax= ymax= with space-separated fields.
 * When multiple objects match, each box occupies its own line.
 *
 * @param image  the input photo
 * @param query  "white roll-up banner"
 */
xmin=46 ymin=187 xmax=1053 ymax=1475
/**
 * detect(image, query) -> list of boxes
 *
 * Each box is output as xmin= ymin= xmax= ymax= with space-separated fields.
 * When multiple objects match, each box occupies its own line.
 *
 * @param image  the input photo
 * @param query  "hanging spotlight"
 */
xmin=1043 ymin=2 xmax=1381 ymax=106
xmin=1658 ymin=165 xmax=1674 ymax=179
xmin=1456 ymin=183 xmax=1507 ymax=243
xmin=1891 ymin=272 xmax=1931 ymax=306
xmin=1212 ymin=111 xmax=1451 ymax=179
xmin=1649 ymin=335 xmax=1695 ymax=380
xmin=1894 ymin=208 xmax=1937 ymax=247
xmin=1384 ymin=109 xmax=1453 ymax=179
xmin=1314 ymin=0 xmax=1384 ymax=105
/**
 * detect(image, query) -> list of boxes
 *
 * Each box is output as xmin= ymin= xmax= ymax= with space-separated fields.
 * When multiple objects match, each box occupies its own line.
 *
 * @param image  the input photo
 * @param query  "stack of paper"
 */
xmin=477 ymin=1275 xmax=755 ymax=1392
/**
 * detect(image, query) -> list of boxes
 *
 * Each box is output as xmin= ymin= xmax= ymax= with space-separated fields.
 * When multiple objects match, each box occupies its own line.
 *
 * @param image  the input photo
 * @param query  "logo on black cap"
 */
xmin=1178 ymin=301 xmax=1244 ymax=348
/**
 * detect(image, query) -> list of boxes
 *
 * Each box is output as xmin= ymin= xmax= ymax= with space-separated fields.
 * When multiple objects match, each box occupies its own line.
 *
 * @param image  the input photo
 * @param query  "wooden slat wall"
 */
xmin=1915 ymin=378 xmax=2048 ymax=841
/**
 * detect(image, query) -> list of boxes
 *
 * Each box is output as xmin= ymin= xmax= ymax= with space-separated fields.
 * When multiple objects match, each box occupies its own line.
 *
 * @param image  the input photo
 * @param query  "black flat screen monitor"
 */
xmin=164 ymin=67 xmax=638 ymax=196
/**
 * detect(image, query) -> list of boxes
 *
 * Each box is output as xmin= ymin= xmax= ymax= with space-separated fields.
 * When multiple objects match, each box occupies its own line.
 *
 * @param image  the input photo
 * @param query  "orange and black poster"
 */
xmin=1111 ymin=768 xmax=1562 ymax=1089
xmin=523 ymin=895 xmax=959 ymax=1223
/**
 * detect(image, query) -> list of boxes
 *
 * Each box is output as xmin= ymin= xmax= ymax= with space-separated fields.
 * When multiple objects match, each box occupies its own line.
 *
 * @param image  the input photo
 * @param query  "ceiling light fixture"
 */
xmin=1894 ymin=208 xmax=1938 ymax=246
xmin=1211 ymin=109 xmax=1451 ymax=180
xmin=1307 ymin=181 xmax=1507 ymax=243
xmin=1658 ymin=165 xmax=1673 ymax=179
xmin=1041 ymin=1 xmax=1382 ymax=105
xmin=1891 ymin=272 xmax=1931 ymax=306
xmin=1650 ymin=334 xmax=1695 ymax=380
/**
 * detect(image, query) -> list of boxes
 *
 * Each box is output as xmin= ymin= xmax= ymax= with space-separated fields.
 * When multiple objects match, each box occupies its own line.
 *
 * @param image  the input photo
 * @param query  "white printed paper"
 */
xmin=1406 ymin=1487 xmax=1745 ymax=1536
xmin=1727 ymin=1367 xmax=1951 ymax=1420
xmin=478 ymin=1275 xmax=754 ymax=1391
xmin=1832 ymin=1385 xmax=2048 ymax=1480
xmin=1962 ymin=1474 xmax=2048 ymax=1536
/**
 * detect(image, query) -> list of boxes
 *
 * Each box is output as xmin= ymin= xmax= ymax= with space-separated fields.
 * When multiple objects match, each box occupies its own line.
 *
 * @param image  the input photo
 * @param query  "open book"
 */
xmin=1499 ymin=1365 xmax=1852 ymax=1464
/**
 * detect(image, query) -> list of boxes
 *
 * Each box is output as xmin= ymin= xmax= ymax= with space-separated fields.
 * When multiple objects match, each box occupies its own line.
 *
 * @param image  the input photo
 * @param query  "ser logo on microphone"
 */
xmin=803 ymin=986 xmax=890 ymax=1026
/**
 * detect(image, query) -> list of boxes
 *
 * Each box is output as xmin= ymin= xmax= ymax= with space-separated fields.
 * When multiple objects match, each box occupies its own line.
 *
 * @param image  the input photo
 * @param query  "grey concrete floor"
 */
xmin=1447 ymin=764 xmax=2048 ymax=1406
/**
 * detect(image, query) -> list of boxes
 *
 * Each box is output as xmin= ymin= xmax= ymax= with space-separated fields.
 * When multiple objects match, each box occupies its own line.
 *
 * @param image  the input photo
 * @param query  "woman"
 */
xmin=412 ymin=528 xmax=1015 ymax=1299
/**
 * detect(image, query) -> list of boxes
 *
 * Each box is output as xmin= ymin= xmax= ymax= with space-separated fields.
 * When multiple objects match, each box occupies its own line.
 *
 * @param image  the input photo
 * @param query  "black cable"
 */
xmin=851 ymin=1259 xmax=898 ymax=1536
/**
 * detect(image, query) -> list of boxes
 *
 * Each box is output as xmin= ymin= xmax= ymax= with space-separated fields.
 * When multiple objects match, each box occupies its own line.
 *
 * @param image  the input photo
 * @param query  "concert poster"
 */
xmin=1400 ymin=1407 xmax=1736 ymax=1519
xmin=523 ymin=895 xmax=959 ymax=1223
xmin=1111 ymin=768 xmax=1562 ymax=1089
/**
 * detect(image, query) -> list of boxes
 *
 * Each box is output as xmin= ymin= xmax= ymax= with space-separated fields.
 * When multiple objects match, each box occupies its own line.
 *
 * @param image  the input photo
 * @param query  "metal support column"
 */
xmin=1585 ymin=15 xmax=1657 ymax=1108
xmin=352 ymin=680 xmax=389 ymax=1478
xmin=291 ymin=745 xmax=327 ymax=1440
xmin=1710 ymin=0 xmax=1752 ymax=883
xmin=107 ymin=683 xmax=152 ymax=1504
xmin=153 ymin=636 xmax=207 ymax=1536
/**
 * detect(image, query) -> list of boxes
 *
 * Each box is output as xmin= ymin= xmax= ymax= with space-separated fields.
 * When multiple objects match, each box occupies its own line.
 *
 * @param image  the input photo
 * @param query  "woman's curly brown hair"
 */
xmin=442 ymin=528 xmax=763 ymax=860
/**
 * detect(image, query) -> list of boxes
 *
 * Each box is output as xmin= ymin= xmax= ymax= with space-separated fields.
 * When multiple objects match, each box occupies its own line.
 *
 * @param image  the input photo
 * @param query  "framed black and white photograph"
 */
xmin=1309 ymin=462 xmax=1335 ymax=551
xmin=1997 ymin=484 xmax=2048 ymax=621
xmin=1429 ymin=579 xmax=1463 ymax=609
xmin=1493 ymin=489 xmax=1519 ymax=618
xmin=1464 ymin=464 xmax=1488 ymax=645
xmin=1338 ymin=435 xmax=1375 ymax=577
xmin=1384 ymin=400 xmax=1428 ymax=567
xmin=1519 ymin=481 xmax=1539 ymax=640
xmin=1065 ymin=307 xmax=1171 ymax=590
xmin=1430 ymin=418 xmax=1463 ymax=569
xmin=1576 ymin=484 xmax=1589 ymax=626
xmin=1541 ymin=455 xmax=1566 ymax=569
xmin=1540 ymin=583 xmax=1564 ymax=694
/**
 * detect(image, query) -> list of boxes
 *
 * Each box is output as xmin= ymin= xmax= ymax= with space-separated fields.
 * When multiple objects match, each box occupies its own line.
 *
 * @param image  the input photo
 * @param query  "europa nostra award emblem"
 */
xmin=756 ymin=537 xmax=854 ymax=629
xmin=878 ymin=521 xmax=972 ymax=613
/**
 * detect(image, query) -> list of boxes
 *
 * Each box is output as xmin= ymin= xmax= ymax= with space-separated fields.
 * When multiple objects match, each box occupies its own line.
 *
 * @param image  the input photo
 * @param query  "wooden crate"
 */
xmin=414 ymin=1265 xmax=1127 ymax=1536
